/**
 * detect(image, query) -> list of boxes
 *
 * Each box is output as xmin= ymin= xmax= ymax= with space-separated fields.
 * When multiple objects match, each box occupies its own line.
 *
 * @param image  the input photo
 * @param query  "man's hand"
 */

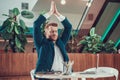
xmin=53 ymin=2 xmax=65 ymax=21
xmin=48 ymin=0 xmax=61 ymax=17
xmin=44 ymin=26 xmax=51 ymax=39
xmin=45 ymin=1 xmax=66 ymax=24
xmin=48 ymin=0 xmax=55 ymax=16
xmin=53 ymin=2 xmax=61 ymax=17
xmin=44 ymin=1 xmax=64 ymax=19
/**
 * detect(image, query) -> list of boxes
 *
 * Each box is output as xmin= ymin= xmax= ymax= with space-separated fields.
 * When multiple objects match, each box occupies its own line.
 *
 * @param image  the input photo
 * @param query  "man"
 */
xmin=33 ymin=1 xmax=72 ymax=77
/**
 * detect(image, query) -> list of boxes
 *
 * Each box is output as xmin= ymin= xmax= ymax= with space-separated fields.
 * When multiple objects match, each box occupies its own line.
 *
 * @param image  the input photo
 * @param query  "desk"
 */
xmin=35 ymin=73 xmax=76 ymax=80
xmin=74 ymin=71 xmax=115 ymax=80
xmin=35 ymin=70 xmax=115 ymax=80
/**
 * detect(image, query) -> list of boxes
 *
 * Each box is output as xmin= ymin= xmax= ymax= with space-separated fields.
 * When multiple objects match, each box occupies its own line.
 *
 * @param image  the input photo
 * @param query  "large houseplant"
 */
xmin=78 ymin=28 xmax=117 ymax=54
xmin=0 ymin=8 xmax=34 ymax=53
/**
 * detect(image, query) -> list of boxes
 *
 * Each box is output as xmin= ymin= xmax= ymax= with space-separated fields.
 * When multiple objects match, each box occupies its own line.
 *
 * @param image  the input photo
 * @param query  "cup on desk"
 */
xmin=63 ymin=61 xmax=74 ymax=75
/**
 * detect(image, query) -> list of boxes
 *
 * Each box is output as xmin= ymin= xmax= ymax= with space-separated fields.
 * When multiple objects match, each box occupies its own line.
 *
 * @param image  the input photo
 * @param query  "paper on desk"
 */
xmin=79 ymin=71 xmax=96 ymax=74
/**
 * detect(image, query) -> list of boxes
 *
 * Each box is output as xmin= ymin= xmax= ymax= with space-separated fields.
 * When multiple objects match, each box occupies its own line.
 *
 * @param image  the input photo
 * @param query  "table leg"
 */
xmin=71 ymin=78 xmax=78 ymax=80
xmin=81 ymin=78 xmax=86 ymax=80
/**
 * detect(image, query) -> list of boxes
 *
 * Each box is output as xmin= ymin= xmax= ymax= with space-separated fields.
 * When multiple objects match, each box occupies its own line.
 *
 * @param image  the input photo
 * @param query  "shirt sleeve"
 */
xmin=43 ymin=12 xmax=52 ymax=19
xmin=55 ymin=14 xmax=65 ymax=22
xmin=44 ymin=12 xmax=65 ymax=21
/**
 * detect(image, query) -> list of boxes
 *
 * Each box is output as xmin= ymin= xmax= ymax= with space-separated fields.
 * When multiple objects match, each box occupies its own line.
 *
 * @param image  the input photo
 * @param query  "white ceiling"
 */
xmin=0 ymin=0 xmax=88 ymax=29
xmin=32 ymin=0 xmax=88 ymax=29
xmin=32 ymin=0 xmax=88 ymax=14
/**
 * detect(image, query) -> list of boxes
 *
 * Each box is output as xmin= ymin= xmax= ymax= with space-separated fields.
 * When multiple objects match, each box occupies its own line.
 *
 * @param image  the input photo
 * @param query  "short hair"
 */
xmin=45 ymin=23 xmax=58 ymax=28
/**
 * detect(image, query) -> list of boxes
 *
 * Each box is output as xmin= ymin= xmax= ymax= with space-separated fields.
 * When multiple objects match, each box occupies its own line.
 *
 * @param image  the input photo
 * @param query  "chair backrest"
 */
xmin=82 ymin=67 xmax=119 ymax=80
xmin=30 ymin=69 xmax=35 ymax=80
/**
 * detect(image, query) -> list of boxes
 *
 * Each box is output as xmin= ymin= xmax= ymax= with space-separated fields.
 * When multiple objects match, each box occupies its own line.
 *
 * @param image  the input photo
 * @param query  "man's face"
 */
xmin=49 ymin=26 xmax=58 ymax=41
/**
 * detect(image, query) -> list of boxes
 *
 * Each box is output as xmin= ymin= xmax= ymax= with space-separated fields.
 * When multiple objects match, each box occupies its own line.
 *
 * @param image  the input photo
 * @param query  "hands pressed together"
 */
xmin=48 ymin=0 xmax=61 ymax=17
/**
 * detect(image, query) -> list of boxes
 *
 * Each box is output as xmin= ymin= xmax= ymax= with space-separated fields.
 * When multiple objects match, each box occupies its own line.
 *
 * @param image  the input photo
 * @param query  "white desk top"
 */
xmin=74 ymin=71 xmax=114 ymax=79
xmin=35 ymin=71 xmax=114 ymax=80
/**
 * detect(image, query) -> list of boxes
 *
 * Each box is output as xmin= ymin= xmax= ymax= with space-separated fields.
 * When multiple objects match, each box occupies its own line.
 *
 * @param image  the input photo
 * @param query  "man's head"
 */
xmin=45 ymin=23 xmax=58 ymax=41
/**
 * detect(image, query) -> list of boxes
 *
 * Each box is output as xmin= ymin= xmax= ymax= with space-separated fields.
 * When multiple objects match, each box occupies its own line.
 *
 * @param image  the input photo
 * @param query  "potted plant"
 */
xmin=66 ymin=30 xmax=79 ymax=53
xmin=78 ymin=28 xmax=117 ymax=54
xmin=103 ymin=40 xmax=117 ymax=53
xmin=0 ymin=8 xmax=34 ymax=53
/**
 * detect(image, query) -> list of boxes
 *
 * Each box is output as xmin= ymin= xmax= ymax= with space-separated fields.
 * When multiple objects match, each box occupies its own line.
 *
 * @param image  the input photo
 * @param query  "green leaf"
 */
xmin=0 ymin=20 xmax=11 ymax=32
xmin=19 ymin=19 xmax=26 ymax=30
xmin=9 ymin=23 xmax=14 ymax=32
xmin=12 ymin=8 xmax=20 ymax=16
xmin=90 ymin=27 xmax=95 ymax=36
xmin=15 ymin=37 xmax=21 ymax=48
xmin=2 ymin=14 xmax=9 ymax=17
xmin=80 ymin=40 xmax=86 ymax=45
xmin=6 ymin=22 xmax=14 ymax=33
xmin=88 ymin=43 xmax=92 ymax=47
xmin=14 ymin=26 xmax=19 ymax=34
xmin=21 ymin=10 xmax=34 ymax=19
xmin=15 ymin=36 xmax=25 ymax=52
xmin=2 ymin=19 xmax=11 ymax=28
xmin=77 ymin=40 xmax=85 ymax=46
